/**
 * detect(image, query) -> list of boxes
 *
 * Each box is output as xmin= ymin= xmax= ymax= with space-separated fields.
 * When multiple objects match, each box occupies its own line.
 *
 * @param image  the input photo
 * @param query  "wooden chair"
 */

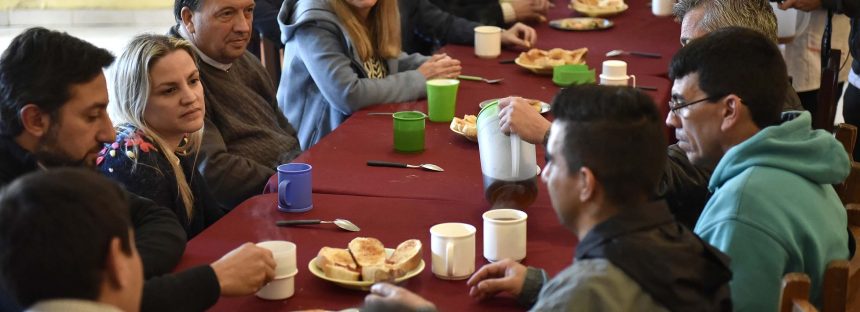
xmin=835 ymin=124 xmax=860 ymax=204
xmin=260 ymin=34 xmax=281 ymax=85
xmin=780 ymin=272 xmax=818 ymax=312
xmin=814 ymin=49 xmax=842 ymax=132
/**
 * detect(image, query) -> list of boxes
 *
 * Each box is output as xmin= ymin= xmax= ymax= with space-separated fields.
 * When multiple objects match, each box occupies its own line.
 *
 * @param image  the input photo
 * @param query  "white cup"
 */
xmin=483 ymin=209 xmax=527 ymax=262
xmin=652 ymin=0 xmax=674 ymax=16
xmin=256 ymin=241 xmax=296 ymax=278
xmin=602 ymin=60 xmax=628 ymax=78
xmin=474 ymin=26 xmax=502 ymax=59
xmin=599 ymin=74 xmax=637 ymax=87
xmin=256 ymin=270 xmax=298 ymax=300
xmin=430 ymin=223 xmax=476 ymax=280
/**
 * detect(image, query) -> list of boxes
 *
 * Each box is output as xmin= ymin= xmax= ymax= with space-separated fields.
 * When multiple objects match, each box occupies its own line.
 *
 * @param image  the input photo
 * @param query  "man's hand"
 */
xmin=418 ymin=53 xmax=462 ymax=79
xmin=501 ymin=23 xmax=538 ymax=50
xmin=466 ymin=259 xmax=528 ymax=300
xmin=211 ymin=242 xmax=276 ymax=296
xmin=365 ymin=283 xmax=437 ymax=311
xmin=498 ymin=97 xmax=552 ymax=145
xmin=511 ymin=0 xmax=550 ymax=23
xmin=778 ymin=0 xmax=823 ymax=11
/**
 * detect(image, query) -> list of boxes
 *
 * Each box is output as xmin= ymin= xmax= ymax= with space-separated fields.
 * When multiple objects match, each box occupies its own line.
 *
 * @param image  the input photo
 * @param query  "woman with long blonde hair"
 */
xmin=278 ymin=0 xmax=463 ymax=149
xmin=99 ymin=34 xmax=225 ymax=238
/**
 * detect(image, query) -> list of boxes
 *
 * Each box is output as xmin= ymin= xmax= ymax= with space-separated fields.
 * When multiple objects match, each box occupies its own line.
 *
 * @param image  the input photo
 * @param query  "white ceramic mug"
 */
xmin=430 ymin=223 xmax=476 ymax=280
xmin=256 ymin=271 xmax=298 ymax=300
xmin=602 ymin=60 xmax=629 ymax=78
xmin=474 ymin=26 xmax=502 ymax=59
xmin=599 ymin=74 xmax=636 ymax=87
xmin=483 ymin=209 xmax=527 ymax=262
xmin=256 ymin=241 xmax=297 ymax=278
xmin=652 ymin=0 xmax=673 ymax=16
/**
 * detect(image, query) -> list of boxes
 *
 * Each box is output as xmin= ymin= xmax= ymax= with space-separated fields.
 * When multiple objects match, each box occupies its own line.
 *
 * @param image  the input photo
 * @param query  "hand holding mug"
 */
xmin=777 ymin=0 xmax=823 ymax=11
xmin=501 ymin=23 xmax=537 ymax=50
xmin=211 ymin=242 xmax=276 ymax=296
xmin=466 ymin=259 xmax=528 ymax=300
xmin=418 ymin=54 xmax=462 ymax=79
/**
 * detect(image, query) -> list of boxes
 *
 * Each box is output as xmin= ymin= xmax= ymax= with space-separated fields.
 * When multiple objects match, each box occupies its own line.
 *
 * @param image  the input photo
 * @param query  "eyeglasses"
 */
xmin=668 ymin=94 xmax=727 ymax=118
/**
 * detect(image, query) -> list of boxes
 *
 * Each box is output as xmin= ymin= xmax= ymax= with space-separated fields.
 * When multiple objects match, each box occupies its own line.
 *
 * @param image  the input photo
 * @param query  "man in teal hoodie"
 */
xmin=666 ymin=27 xmax=851 ymax=311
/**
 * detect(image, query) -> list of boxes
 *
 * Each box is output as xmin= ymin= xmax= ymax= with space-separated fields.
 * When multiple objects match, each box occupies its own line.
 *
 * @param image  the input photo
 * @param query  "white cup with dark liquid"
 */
xmin=483 ymin=209 xmax=527 ymax=262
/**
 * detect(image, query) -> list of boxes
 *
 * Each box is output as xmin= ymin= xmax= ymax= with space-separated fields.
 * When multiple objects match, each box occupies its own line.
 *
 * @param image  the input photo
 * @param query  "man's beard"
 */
xmin=33 ymin=125 xmax=98 ymax=168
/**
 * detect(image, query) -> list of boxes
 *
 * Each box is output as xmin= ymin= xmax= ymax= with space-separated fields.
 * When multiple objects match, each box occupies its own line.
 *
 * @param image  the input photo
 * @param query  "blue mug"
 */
xmin=277 ymin=163 xmax=313 ymax=213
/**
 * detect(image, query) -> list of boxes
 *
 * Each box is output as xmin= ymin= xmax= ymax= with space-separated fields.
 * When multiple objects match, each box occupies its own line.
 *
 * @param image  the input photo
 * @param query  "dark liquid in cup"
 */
xmin=483 ymin=175 xmax=538 ymax=210
xmin=492 ymin=217 xmax=519 ymax=221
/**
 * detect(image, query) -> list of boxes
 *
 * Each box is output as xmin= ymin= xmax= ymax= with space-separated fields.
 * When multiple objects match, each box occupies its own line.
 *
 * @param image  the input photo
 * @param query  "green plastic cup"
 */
xmin=426 ymin=79 xmax=460 ymax=122
xmin=393 ymin=111 xmax=426 ymax=152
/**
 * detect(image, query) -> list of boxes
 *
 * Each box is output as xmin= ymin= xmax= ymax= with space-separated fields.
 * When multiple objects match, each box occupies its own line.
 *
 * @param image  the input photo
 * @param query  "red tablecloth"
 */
xmin=182 ymin=1 xmax=680 ymax=310
xmin=174 ymin=193 xmax=575 ymax=311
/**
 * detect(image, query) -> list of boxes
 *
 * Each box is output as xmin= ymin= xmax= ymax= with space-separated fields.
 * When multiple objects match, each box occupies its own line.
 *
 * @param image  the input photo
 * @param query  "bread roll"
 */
xmin=386 ymin=239 xmax=423 ymax=277
xmin=348 ymin=237 xmax=386 ymax=267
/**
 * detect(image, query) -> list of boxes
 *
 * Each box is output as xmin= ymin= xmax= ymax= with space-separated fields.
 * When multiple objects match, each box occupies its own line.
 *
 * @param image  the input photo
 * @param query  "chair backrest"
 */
xmin=260 ymin=33 xmax=281 ymax=85
xmin=781 ymin=272 xmax=818 ymax=312
xmin=835 ymin=124 xmax=860 ymax=204
xmin=813 ymin=49 xmax=841 ymax=132
xmin=822 ymin=260 xmax=849 ymax=312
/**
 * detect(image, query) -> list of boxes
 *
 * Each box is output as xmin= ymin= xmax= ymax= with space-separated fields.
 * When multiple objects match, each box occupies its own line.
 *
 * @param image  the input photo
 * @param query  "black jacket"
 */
xmin=0 ymin=136 xmax=219 ymax=312
xmin=399 ymin=0 xmax=481 ymax=55
xmin=429 ymin=0 xmax=506 ymax=27
xmin=576 ymin=201 xmax=733 ymax=312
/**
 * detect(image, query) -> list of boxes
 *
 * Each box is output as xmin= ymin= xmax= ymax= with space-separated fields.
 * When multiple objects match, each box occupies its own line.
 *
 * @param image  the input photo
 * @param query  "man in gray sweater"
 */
xmin=172 ymin=0 xmax=301 ymax=209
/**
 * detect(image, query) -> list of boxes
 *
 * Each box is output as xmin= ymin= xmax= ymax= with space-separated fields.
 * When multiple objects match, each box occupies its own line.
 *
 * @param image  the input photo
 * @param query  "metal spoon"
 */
xmin=367 ymin=160 xmax=444 ymax=172
xmin=605 ymin=50 xmax=662 ymax=58
xmin=458 ymin=75 xmax=504 ymax=84
xmin=275 ymin=218 xmax=361 ymax=232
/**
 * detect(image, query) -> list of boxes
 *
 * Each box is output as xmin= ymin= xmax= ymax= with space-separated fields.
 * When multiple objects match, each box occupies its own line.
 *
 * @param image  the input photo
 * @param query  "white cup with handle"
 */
xmin=483 ymin=209 xmax=527 ymax=262
xmin=430 ymin=223 xmax=476 ymax=280
xmin=474 ymin=26 xmax=502 ymax=59
xmin=599 ymin=60 xmax=636 ymax=87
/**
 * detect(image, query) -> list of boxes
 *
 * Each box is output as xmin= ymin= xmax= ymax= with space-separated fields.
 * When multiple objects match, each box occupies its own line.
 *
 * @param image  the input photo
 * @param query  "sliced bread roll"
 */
xmin=386 ymin=239 xmax=422 ymax=277
xmin=360 ymin=264 xmax=395 ymax=282
xmin=316 ymin=247 xmax=360 ymax=281
xmin=348 ymin=237 xmax=386 ymax=267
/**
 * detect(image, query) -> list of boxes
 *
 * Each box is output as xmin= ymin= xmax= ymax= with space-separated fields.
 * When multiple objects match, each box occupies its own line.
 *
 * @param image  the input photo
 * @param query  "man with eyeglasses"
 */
xmin=668 ymin=27 xmax=850 ymax=312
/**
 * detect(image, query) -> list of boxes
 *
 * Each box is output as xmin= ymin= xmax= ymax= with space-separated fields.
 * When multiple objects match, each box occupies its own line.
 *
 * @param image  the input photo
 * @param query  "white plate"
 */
xmin=479 ymin=98 xmax=550 ymax=114
xmin=308 ymin=248 xmax=425 ymax=291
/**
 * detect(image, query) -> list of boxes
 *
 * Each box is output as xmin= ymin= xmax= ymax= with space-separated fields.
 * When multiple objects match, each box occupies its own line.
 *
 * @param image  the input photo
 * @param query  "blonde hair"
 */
xmin=329 ymin=0 xmax=401 ymax=61
xmin=110 ymin=34 xmax=203 ymax=220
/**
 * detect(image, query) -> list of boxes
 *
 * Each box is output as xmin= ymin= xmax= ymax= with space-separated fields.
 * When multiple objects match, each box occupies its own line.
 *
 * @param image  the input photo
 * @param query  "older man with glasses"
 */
xmin=667 ymin=27 xmax=850 ymax=312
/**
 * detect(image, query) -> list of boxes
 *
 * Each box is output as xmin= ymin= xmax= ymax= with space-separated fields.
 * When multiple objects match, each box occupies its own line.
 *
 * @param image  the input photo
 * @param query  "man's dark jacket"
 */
xmin=0 ymin=136 xmax=219 ymax=312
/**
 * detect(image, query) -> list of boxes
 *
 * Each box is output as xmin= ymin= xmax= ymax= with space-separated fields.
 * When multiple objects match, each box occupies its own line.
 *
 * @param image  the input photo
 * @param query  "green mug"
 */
xmin=426 ymin=79 xmax=460 ymax=122
xmin=553 ymin=64 xmax=595 ymax=87
xmin=393 ymin=111 xmax=426 ymax=152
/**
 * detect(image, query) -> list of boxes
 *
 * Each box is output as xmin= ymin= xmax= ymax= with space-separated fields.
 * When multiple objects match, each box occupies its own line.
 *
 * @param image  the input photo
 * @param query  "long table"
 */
xmin=174 ymin=1 xmax=680 ymax=310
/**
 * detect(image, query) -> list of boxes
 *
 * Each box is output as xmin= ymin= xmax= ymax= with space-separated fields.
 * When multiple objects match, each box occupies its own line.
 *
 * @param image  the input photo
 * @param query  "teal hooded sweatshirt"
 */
xmin=694 ymin=112 xmax=850 ymax=312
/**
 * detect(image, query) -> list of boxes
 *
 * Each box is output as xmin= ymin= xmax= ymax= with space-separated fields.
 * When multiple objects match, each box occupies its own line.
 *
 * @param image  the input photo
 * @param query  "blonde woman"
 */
xmin=278 ymin=0 xmax=463 ymax=149
xmin=99 ymin=34 xmax=225 ymax=238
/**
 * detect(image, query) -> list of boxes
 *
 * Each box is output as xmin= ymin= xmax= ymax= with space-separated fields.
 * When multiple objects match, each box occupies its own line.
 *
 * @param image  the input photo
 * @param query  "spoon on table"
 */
xmin=605 ymin=50 xmax=662 ymax=58
xmin=367 ymin=160 xmax=445 ymax=172
xmin=458 ymin=75 xmax=504 ymax=84
xmin=276 ymin=218 xmax=361 ymax=232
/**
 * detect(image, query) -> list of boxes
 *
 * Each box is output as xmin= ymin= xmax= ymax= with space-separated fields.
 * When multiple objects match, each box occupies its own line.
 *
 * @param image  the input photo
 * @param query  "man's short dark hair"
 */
xmin=669 ymin=26 xmax=785 ymax=128
xmin=0 ymin=168 xmax=132 ymax=307
xmin=0 ymin=27 xmax=114 ymax=137
xmin=551 ymin=85 xmax=667 ymax=206
xmin=174 ymin=0 xmax=203 ymax=23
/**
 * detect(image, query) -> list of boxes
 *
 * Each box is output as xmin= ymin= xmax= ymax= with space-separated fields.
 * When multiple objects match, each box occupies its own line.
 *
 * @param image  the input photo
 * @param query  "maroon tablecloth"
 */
xmin=183 ymin=2 xmax=680 ymax=310
xmin=175 ymin=193 xmax=575 ymax=311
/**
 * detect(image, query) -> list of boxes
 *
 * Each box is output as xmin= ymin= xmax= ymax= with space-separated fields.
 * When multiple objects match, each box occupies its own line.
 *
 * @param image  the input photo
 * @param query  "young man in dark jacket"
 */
xmin=364 ymin=85 xmax=733 ymax=312
xmin=0 ymin=27 xmax=275 ymax=312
